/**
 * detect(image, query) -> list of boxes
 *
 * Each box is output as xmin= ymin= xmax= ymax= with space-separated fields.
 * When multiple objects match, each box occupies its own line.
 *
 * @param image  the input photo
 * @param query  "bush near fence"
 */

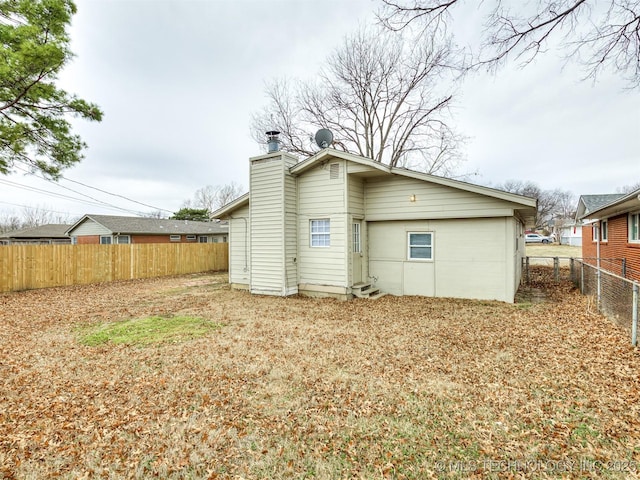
xmin=0 ymin=243 xmax=228 ymax=293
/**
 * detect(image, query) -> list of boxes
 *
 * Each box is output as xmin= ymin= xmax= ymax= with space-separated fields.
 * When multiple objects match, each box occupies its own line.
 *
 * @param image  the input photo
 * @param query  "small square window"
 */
xmin=198 ymin=236 xmax=208 ymax=243
xmin=408 ymin=232 xmax=433 ymax=260
xmin=115 ymin=235 xmax=130 ymax=244
xmin=100 ymin=236 xmax=112 ymax=245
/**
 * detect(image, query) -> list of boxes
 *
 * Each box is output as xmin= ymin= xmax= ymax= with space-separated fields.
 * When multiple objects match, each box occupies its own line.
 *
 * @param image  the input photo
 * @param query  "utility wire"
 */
xmin=0 ymin=178 xmax=145 ymax=215
xmin=12 ymin=160 xmax=174 ymax=214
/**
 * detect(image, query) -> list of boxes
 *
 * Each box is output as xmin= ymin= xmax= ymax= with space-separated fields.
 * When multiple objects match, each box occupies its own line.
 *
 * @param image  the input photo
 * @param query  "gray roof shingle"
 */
xmin=68 ymin=215 xmax=228 ymax=236
xmin=0 ymin=224 xmax=71 ymax=239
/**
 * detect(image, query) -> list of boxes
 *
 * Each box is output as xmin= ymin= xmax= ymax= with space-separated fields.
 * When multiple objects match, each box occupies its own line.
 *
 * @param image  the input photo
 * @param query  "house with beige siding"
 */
xmin=213 ymin=148 xmax=537 ymax=302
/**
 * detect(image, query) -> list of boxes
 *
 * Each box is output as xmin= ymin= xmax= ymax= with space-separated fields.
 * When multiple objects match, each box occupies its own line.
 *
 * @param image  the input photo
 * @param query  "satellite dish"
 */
xmin=315 ymin=129 xmax=333 ymax=148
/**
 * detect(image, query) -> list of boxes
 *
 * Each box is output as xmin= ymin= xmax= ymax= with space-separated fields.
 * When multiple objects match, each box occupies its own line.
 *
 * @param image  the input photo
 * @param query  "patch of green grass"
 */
xmin=78 ymin=315 xmax=223 ymax=346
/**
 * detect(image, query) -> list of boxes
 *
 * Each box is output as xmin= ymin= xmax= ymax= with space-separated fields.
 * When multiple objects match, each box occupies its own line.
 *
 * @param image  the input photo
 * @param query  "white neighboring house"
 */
xmin=213 ymin=148 xmax=537 ymax=303
xmin=559 ymin=221 xmax=583 ymax=246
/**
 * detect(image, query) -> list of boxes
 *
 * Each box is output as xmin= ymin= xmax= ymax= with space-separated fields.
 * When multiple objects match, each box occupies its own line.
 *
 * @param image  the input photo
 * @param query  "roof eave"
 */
xmin=211 ymin=193 xmax=250 ymax=218
xmin=578 ymin=189 xmax=640 ymax=220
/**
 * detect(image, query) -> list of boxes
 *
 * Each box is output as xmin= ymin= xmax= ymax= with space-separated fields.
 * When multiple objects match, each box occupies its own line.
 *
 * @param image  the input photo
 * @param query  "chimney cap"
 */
xmin=266 ymin=130 xmax=281 ymax=153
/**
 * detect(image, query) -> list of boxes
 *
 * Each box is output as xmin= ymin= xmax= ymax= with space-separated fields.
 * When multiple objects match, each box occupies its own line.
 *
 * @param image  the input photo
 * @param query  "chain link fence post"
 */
xmin=633 ymin=282 xmax=638 ymax=347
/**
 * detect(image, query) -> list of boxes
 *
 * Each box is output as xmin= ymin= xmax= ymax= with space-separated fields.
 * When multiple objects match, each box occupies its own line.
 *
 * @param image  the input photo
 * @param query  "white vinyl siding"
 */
xmin=297 ymin=161 xmax=347 ymax=286
xmin=284 ymin=168 xmax=298 ymax=291
xmin=365 ymin=176 xmax=520 ymax=220
xmin=250 ymin=158 xmax=285 ymax=293
xmin=71 ymin=219 xmax=110 ymax=236
xmin=249 ymin=153 xmax=298 ymax=295
xmin=229 ymin=205 xmax=250 ymax=285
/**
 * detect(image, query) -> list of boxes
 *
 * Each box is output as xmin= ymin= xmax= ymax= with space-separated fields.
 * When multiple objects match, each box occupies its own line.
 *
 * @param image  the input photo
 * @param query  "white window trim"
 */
xmin=198 ymin=236 xmax=208 ymax=243
xmin=115 ymin=235 xmax=130 ymax=244
xmin=600 ymin=220 xmax=608 ymax=242
xmin=100 ymin=236 xmax=112 ymax=245
xmin=310 ymin=219 xmax=330 ymax=248
xmin=629 ymin=212 xmax=640 ymax=243
xmin=186 ymin=235 xmax=196 ymax=241
xmin=170 ymin=235 xmax=181 ymax=242
xmin=407 ymin=232 xmax=433 ymax=261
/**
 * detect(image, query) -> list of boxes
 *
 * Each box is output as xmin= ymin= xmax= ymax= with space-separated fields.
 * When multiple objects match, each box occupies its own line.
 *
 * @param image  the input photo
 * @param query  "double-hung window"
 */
xmin=630 ymin=213 xmax=640 ymax=242
xmin=310 ymin=219 xmax=330 ymax=247
xmin=600 ymin=220 xmax=608 ymax=242
xmin=408 ymin=232 xmax=433 ymax=260
xmin=100 ymin=236 xmax=112 ymax=245
xmin=115 ymin=235 xmax=130 ymax=244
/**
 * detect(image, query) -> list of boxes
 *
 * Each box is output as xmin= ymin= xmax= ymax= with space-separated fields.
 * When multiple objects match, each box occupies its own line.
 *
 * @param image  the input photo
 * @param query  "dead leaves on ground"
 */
xmin=1 ymin=272 xmax=639 ymax=479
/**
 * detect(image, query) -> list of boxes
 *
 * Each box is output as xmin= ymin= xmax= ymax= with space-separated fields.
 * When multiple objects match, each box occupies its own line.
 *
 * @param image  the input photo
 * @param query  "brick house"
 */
xmin=0 ymin=224 xmax=72 ymax=245
xmin=577 ymin=189 xmax=640 ymax=281
xmin=65 ymin=214 xmax=228 ymax=245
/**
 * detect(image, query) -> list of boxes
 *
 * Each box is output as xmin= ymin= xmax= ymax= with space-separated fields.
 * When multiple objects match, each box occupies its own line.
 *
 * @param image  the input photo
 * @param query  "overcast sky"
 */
xmin=2 ymin=0 xmax=638 ymax=222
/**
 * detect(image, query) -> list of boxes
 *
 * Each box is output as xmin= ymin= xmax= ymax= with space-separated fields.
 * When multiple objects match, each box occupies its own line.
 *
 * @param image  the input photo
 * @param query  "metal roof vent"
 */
xmin=266 ymin=130 xmax=281 ymax=153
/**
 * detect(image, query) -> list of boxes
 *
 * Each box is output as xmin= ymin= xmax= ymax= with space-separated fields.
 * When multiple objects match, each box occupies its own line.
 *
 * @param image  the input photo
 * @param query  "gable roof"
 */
xmin=576 ymin=193 xmax=626 ymax=220
xmin=292 ymin=149 xmax=536 ymax=205
xmin=65 ymin=215 xmax=228 ymax=236
xmin=213 ymin=149 xmax=537 ymax=220
xmin=577 ymin=189 xmax=640 ymax=220
xmin=0 ymin=224 xmax=71 ymax=239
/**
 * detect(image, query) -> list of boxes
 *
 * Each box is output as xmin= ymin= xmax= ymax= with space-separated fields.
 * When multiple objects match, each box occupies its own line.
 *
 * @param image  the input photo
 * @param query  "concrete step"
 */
xmin=351 ymin=282 xmax=384 ymax=299
xmin=368 ymin=291 xmax=387 ymax=300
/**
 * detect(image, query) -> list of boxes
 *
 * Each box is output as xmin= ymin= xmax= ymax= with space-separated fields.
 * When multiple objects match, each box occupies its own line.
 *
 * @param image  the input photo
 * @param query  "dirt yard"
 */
xmin=1 ymin=273 xmax=639 ymax=479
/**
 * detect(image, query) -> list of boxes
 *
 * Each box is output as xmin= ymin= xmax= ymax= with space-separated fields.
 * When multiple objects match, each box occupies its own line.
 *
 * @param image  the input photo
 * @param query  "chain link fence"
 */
xmin=522 ymin=257 xmax=639 ymax=346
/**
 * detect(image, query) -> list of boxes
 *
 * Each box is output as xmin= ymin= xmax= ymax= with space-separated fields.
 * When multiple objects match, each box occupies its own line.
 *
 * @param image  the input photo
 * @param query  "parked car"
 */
xmin=525 ymin=233 xmax=551 ymax=244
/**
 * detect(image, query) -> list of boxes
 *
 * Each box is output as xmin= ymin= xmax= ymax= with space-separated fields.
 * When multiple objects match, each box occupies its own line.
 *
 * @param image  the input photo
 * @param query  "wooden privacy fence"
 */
xmin=0 ymin=243 xmax=228 ymax=293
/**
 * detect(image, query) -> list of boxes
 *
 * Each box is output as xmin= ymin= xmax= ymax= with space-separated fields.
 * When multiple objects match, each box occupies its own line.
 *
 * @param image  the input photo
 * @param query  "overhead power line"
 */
xmin=11 ymin=162 xmax=175 ymax=215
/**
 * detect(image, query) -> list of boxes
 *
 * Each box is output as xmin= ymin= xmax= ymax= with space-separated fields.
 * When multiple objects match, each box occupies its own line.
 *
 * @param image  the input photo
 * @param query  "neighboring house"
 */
xmin=575 ymin=193 xmax=625 ymax=220
xmin=213 ymin=148 xmax=537 ymax=303
xmin=0 ymin=224 xmax=72 ymax=245
xmin=558 ymin=220 xmax=582 ymax=246
xmin=65 ymin=215 xmax=228 ymax=244
xmin=578 ymin=188 xmax=640 ymax=281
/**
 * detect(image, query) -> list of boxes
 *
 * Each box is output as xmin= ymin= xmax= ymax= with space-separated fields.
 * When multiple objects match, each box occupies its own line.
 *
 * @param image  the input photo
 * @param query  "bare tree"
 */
xmin=497 ymin=180 xmax=574 ymax=228
xmin=617 ymin=181 xmax=640 ymax=193
xmin=213 ymin=182 xmax=244 ymax=209
xmin=21 ymin=205 xmax=54 ymax=228
xmin=183 ymin=182 xmax=245 ymax=215
xmin=0 ymin=211 xmax=21 ymax=233
xmin=252 ymin=27 xmax=462 ymax=174
xmin=379 ymin=1 xmax=640 ymax=88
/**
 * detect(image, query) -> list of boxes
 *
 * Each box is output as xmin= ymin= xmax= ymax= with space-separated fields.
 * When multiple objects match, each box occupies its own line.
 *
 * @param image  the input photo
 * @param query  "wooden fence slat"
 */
xmin=0 ymin=243 xmax=228 ymax=293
